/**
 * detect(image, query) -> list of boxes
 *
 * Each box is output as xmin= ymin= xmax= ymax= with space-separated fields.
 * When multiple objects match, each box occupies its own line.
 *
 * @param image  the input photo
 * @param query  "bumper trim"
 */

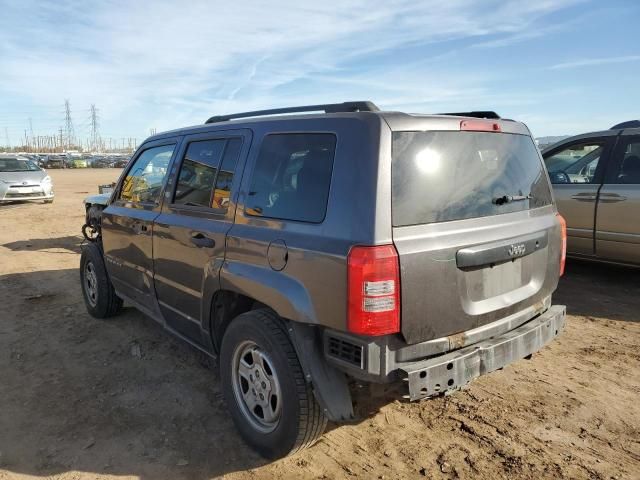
xmin=401 ymin=305 xmax=566 ymax=400
xmin=0 ymin=193 xmax=54 ymax=202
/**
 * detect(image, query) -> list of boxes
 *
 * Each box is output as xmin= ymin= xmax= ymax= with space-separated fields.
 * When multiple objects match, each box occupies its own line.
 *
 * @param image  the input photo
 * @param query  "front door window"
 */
xmin=544 ymin=142 xmax=604 ymax=184
xmin=119 ymin=144 xmax=175 ymax=204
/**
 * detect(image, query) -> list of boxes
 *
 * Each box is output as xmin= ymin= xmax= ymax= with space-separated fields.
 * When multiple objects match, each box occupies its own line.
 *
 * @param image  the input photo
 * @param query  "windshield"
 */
xmin=0 ymin=158 xmax=41 ymax=172
xmin=392 ymin=131 xmax=553 ymax=226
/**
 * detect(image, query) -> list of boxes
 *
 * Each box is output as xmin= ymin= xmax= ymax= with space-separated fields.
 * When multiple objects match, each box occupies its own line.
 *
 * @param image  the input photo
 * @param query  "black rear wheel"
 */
xmin=80 ymin=243 xmax=123 ymax=318
xmin=220 ymin=309 xmax=327 ymax=459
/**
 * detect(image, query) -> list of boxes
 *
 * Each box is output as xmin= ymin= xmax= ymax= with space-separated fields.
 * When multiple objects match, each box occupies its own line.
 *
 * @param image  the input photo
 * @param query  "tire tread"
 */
xmin=254 ymin=309 xmax=328 ymax=455
xmin=80 ymin=243 xmax=123 ymax=318
xmin=222 ymin=309 xmax=327 ymax=458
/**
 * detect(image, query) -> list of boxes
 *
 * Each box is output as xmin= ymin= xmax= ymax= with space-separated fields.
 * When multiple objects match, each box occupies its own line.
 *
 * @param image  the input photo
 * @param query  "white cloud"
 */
xmin=0 ymin=0 xmax=583 ymax=140
xmin=549 ymin=55 xmax=640 ymax=70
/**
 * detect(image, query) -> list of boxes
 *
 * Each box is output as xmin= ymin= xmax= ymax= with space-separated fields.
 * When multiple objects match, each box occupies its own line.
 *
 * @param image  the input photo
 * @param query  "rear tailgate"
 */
xmin=391 ymin=124 xmax=562 ymax=344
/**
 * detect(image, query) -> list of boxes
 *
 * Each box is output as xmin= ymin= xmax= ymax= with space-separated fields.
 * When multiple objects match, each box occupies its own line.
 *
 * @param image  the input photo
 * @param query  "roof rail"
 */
xmin=205 ymin=101 xmax=380 ymax=124
xmin=438 ymin=111 xmax=501 ymax=120
xmin=610 ymin=120 xmax=640 ymax=130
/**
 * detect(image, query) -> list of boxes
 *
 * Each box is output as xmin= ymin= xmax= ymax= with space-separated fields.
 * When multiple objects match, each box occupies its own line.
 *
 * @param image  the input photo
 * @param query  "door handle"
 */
xmin=598 ymin=193 xmax=627 ymax=203
xmin=133 ymin=222 xmax=148 ymax=234
xmin=191 ymin=232 xmax=215 ymax=248
xmin=570 ymin=193 xmax=597 ymax=202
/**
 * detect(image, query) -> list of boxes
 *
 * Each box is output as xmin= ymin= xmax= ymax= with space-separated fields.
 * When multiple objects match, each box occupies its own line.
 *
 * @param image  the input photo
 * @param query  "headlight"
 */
xmin=42 ymin=176 xmax=52 ymax=183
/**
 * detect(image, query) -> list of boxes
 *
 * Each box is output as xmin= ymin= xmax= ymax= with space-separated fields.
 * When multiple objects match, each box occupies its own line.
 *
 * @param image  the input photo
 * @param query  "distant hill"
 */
xmin=535 ymin=136 xmax=570 ymax=149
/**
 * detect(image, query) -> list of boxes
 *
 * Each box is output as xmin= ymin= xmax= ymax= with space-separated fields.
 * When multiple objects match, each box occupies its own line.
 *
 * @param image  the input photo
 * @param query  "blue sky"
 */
xmin=0 ymin=0 xmax=638 ymax=145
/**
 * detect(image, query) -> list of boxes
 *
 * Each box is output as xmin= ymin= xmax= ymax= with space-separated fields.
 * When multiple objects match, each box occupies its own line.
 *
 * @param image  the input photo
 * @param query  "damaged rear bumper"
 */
xmin=400 ymin=305 xmax=565 ymax=400
xmin=323 ymin=303 xmax=565 ymax=399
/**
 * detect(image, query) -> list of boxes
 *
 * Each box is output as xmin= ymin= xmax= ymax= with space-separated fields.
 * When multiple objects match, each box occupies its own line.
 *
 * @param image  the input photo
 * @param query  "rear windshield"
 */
xmin=392 ymin=131 xmax=552 ymax=226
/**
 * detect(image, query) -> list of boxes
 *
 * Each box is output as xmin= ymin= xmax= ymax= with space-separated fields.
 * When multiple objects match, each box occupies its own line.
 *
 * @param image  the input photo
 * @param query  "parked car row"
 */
xmin=86 ymin=156 xmax=130 ymax=168
xmin=1 ymin=154 xmax=131 ymax=169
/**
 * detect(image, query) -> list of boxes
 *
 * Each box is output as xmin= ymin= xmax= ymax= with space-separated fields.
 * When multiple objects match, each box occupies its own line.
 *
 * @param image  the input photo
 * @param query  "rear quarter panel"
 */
xmin=221 ymin=114 xmax=389 ymax=331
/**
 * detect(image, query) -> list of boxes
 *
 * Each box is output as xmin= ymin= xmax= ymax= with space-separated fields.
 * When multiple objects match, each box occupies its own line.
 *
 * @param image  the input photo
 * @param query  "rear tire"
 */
xmin=80 ymin=243 xmax=123 ymax=318
xmin=220 ymin=309 xmax=327 ymax=459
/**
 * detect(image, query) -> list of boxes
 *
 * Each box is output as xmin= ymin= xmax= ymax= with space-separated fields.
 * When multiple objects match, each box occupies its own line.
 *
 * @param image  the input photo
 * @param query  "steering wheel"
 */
xmin=550 ymin=170 xmax=570 ymax=184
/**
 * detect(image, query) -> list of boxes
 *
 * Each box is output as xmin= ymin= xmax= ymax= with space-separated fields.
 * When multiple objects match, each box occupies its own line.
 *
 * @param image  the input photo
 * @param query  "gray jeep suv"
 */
xmin=80 ymin=101 xmax=567 ymax=458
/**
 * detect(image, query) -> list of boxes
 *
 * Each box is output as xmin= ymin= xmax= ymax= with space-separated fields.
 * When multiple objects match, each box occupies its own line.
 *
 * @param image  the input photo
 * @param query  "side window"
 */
xmin=173 ymin=140 xmax=225 ymax=207
xmin=212 ymin=138 xmax=242 ymax=212
xmin=246 ymin=133 xmax=336 ymax=223
xmin=119 ymin=144 xmax=175 ymax=204
xmin=615 ymin=138 xmax=640 ymax=184
xmin=544 ymin=142 xmax=604 ymax=184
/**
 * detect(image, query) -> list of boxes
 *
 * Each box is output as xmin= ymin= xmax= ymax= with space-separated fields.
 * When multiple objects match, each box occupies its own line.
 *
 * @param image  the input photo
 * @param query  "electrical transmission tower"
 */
xmin=64 ymin=99 xmax=75 ymax=151
xmin=4 ymin=127 xmax=10 ymax=150
xmin=89 ymin=104 xmax=100 ymax=152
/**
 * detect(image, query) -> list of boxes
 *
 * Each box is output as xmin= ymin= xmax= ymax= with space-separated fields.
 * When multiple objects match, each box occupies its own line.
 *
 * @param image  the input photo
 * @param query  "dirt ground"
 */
xmin=0 ymin=169 xmax=638 ymax=480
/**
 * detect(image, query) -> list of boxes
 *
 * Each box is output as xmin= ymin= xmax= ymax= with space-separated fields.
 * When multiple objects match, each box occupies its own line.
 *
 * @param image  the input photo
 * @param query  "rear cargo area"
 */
xmin=391 ymin=129 xmax=561 ymax=344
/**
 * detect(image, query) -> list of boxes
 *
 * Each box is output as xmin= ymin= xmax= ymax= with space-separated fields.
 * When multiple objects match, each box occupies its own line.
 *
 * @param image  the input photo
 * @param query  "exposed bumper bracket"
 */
xmin=401 ymin=305 xmax=566 ymax=400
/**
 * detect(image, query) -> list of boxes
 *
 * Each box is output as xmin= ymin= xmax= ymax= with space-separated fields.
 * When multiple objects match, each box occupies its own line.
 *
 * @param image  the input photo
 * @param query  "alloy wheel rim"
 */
xmin=231 ymin=340 xmax=282 ymax=433
xmin=84 ymin=261 xmax=98 ymax=307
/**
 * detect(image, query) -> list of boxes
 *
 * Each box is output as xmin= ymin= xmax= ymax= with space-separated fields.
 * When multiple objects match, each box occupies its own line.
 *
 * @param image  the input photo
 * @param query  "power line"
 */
xmin=64 ymin=99 xmax=75 ymax=151
xmin=89 ymin=104 xmax=101 ymax=152
xmin=1 ymin=101 xmax=139 ymax=154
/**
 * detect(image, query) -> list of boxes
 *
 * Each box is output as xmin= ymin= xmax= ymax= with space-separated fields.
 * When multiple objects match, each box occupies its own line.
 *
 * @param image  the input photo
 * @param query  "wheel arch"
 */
xmin=209 ymin=291 xmax=354 ymax=423
xmin=220 ymin=261 xmax=318 ymax=323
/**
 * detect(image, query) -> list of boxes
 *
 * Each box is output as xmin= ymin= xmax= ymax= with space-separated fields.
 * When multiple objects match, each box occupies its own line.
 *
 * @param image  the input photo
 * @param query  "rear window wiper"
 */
xmin=493 ymin=194 xmax=532 ymax=206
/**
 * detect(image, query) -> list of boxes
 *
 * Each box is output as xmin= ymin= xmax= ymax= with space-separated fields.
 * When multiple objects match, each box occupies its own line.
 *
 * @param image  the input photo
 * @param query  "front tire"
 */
xmin=220 ymin=309 xmax=327 ymax=459
xmin=80 ymin=243 xmax=123 ymax=318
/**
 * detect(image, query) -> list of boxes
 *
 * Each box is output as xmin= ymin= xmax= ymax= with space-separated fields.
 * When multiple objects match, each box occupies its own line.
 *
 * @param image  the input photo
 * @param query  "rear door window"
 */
xmin=392 ymin=131 xmax=552 ymax=226
xmin=614 ymin=137 xmax=640 ymax=184
xmin=173 ymin=137 xmax=243 ymax=211
xmin=173 ymin=140 xmax=226 ymax=208
xmin=212 ymin=138 xmax=242 ymax=212
xmin=245 ymin=133 xmax=336 ymax=223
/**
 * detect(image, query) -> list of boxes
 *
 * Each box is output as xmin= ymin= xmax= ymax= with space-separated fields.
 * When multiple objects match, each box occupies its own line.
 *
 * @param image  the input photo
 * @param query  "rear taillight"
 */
xmin=347 ymin=245 xmax=400 ymax=336
xmin=460 ymin=119 xmax=501 ymax=132
xmin=557 ymin=213 xmax=567 ymax=276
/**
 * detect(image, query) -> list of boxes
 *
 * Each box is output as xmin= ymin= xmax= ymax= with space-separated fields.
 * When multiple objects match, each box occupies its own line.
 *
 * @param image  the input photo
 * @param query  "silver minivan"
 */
xmin=542 ymin=124 xmax=640 ymax=267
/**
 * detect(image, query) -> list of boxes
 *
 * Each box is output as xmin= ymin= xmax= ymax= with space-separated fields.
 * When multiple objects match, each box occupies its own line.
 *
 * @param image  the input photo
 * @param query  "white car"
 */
xmin=0 ymin=155 xmax=54 ymax=203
